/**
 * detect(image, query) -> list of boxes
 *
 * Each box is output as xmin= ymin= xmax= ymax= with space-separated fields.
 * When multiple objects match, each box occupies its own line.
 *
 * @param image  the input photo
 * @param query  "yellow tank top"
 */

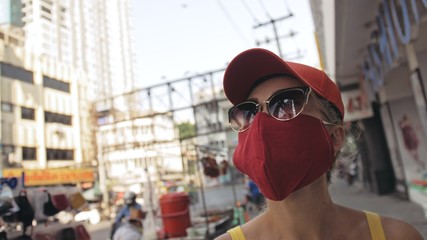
xmin=226 ymin=211 xmax=386 ymax=240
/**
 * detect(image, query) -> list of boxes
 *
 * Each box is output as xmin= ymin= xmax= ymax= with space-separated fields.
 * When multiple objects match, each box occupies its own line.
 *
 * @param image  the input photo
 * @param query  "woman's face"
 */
xmin=248 ymin=75 xmax=326 ymax=122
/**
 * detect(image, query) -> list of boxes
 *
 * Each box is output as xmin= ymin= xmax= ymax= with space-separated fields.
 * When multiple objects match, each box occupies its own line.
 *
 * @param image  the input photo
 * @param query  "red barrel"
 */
xmin=159 ymin=192 xmax=191 ymax=238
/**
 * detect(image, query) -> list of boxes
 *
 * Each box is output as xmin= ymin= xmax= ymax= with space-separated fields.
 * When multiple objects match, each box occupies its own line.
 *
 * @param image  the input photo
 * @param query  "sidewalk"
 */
xmin=330 ymin=180 xmax=427 ymax=238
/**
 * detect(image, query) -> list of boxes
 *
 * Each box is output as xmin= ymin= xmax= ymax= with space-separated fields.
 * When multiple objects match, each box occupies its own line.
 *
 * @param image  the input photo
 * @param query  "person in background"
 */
xmin=113 ymin=208 xmax=144 ymax=240
xmin=114 ymin=191 xmax=143 ymax=223
xmin=245 ymin=179 xmax=264 ymax=211
xmin=216 ymin=48 xmax=423 ymax=240
xmin=111 ymin=191 xmax=143 ymax=239
xmin=187 ymin=180 xmax=199 ymax=206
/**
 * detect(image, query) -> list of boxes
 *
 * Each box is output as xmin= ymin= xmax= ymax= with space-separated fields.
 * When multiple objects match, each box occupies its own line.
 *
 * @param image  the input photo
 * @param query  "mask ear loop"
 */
xmin=327 ymin=149 xmax=341 ymax=184
xmin=312 ymin=91 xmax=344 ymax=178
xmin=332 ymin=150 xmax=341 ymax=167
xmin=329 ymin=119 xmax=345 ymax=171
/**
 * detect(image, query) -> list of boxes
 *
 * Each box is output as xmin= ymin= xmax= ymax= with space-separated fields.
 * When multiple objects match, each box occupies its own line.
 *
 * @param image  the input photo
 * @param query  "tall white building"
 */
xmin=21 ymin=0 xmax=136 ymax=99
xmin=0 ymin=29 xmax=93 ymax=171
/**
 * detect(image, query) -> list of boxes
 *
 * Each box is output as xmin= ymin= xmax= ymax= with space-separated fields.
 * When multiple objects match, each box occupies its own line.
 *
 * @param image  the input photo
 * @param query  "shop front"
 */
xmin=327 ymin=0 xmax=427 ymax=207
xmin=1 ymin=168 xmax=96 ymax=238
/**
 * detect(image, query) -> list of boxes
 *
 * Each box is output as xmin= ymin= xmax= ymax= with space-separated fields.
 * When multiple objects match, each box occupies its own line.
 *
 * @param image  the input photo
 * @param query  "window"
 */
xmin=41 ymin=14 xmax=51 ymax=21
xmin=45 ymin=111 xmax=72 ymax=125
xmin=43 ymin=75 xmax=70 ymax=92
xmin=21 ymin=107 xmax=35 ymax=120
xmin=1 ymin=102 xmax=13 ymax=113
xmin=41 ymin=6 xmax=51 ymax=15
xmin=42 ymin=0 xmax=53 ymax=5
xmin=46 ymin=148 xmax=74 ymax=161
xmin=0 ymin=63 xmax=34 ymax=84
xmin=22 ymin=147 xmax=36 ymax=160
xmin=2 ymin=145 xmax=15 ymax=155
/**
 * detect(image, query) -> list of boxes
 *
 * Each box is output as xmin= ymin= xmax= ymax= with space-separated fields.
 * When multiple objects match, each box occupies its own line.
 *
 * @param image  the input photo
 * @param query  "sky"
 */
xmin=131 ymin=0 xmax=320 ymax=88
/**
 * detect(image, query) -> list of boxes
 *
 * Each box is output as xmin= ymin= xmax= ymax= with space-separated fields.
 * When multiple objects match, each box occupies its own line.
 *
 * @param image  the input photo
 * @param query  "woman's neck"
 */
xmin=264 ymin=177 xmax=338 ymax=239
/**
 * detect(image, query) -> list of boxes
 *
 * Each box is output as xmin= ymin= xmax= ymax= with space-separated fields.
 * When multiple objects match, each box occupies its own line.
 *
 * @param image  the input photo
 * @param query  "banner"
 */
xmin=2 ymin=168 xmax=94 ymax=186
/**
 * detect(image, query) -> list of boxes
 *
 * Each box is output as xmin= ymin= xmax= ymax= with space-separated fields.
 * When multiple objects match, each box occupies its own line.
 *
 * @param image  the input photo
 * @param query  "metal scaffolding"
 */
xmin=93 ymin=67 xmax=236 ymax=193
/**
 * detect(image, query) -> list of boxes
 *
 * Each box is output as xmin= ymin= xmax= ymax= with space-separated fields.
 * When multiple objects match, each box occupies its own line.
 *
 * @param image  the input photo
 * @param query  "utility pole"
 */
xmin=96 ymin=131 xmax=109 ymax=214
xmin=254 ymin=13 xmax=294 ymax=58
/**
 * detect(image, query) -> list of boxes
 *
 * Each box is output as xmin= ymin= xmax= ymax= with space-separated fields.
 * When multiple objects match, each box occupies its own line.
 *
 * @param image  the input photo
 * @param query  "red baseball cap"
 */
xmin=223 ymin=48 xmax=344 ymax=119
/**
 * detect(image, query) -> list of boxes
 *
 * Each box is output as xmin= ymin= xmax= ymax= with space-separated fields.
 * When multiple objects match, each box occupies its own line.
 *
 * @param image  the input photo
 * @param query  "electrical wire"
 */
xmin=257 ymin=0 xmax=272 ymax=19
xmin=215 ymin=0 xmax=252 ymax=46
xmin=239 ymin=0 xmax=260 ymax=23
xmin=283 ymin=0 xmax=292 ymax=15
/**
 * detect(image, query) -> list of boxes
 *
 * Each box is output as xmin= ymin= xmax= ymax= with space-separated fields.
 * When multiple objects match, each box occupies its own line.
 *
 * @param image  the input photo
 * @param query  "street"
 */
xmin=331 ymin=180 xmax=427 ymax=237
xmin=87 ymin=179 xmax=427 ymax=239
xmin=85 ymin=221 xmax=111 ymax=240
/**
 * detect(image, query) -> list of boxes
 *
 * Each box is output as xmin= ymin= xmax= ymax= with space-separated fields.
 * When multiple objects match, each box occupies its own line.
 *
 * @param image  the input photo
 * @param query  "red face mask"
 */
xmin=233 ymin=113 xmax=334 ymax=201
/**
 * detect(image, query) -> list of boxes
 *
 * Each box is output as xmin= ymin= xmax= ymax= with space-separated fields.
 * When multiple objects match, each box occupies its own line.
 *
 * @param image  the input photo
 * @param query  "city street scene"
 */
xmin=1 ymin=0 xmax=427 ymax=239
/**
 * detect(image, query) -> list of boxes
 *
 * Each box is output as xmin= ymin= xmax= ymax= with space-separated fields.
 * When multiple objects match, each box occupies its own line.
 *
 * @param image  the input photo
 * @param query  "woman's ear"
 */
xmin=330 ymin=125 xmax=345 ymax=154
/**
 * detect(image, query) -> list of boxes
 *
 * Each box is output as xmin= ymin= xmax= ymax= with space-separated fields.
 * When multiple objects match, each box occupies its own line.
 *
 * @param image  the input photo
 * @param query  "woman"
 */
xmin=216 ymin=48 xmax=423 ymax=240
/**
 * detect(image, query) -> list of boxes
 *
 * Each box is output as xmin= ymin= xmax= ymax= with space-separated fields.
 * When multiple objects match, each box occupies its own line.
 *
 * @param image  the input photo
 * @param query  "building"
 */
xmin=95 ymin=96 xmax=184 ymax=193
xmin=0 ymin=29 xmax=93 ymax=171
xmin=192 ymin=83 xmax=234 ymax=186
xmin=310 ymin=0 xmax=427 ymax=208
xmin=93 ymin=69 xmax=239 ymax=192
xmin=21 ymin=0 xmax=136 ymax=100
xmin=94 ymin=81 xmax=187 ymax=192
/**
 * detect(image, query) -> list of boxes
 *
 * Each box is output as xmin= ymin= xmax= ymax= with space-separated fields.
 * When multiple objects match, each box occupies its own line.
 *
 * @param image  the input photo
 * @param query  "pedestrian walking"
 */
xmin=216 ymin=48 xmax=423 ymax=240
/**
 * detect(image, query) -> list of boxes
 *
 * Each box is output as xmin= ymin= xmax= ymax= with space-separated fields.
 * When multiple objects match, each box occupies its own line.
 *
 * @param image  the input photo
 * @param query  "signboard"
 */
xmin=2 ymin=168 xmax=94 ymax=186
xmin=341 ymin=89 xmax=374 ymax=122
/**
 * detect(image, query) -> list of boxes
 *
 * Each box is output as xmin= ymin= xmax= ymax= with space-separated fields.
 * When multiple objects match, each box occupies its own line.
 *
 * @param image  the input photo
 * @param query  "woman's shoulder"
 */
xmin=335 ymin=206 xmax=423 ymax=239
xmin=381 ymin=215 xmax=423 ymax=240
xmin=214 ymin=222 xmax=252 ymax=240
xmin=216 ymin=208 xmax=424 ymax=240
xmin=215 ymin=213 xmax=266 ymax=240
xmin=352 ymin=208 xmax=423 ymax=240
xmin=215 ymin=232 xmax=232 ymax=240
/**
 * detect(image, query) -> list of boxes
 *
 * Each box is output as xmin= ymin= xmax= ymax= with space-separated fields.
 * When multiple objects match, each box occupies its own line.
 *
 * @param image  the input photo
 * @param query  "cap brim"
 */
xmin=224 ymin=48 xmax=318 ymax=105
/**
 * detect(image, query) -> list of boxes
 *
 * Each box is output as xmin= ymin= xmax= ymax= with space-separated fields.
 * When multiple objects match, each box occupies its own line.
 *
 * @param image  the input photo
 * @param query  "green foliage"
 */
xmin=176 ymin=122 xmax=195 ymax=140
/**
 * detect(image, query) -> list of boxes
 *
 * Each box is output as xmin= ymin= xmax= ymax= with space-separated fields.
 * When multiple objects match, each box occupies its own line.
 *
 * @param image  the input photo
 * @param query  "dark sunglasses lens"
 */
xmin=268 ymin=89 xmax=306 ymax=120
xmin=230 ymin=102 xmax=257 ymax=131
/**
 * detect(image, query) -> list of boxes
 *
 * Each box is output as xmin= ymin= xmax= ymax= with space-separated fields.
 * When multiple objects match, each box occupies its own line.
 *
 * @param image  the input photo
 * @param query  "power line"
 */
xmin=253 ymin=13 xmax=294 ymax=58
xmin=283 ymin=0 xmax=292 ymax=15
xmin=239 ymin=0 xmax=260 ymax=23
xmin=256 ymin=29 xmax=297 ymax=46
xmin=215 ymin=0 xmax=251 ymax=46
xmin=257 ymin=0 xmax=272 ymax=19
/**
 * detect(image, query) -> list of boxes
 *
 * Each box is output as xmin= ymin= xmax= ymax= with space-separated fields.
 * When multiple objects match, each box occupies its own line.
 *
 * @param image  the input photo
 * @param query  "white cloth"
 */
xmin=113 ymin=223 xmax=142 ymax=240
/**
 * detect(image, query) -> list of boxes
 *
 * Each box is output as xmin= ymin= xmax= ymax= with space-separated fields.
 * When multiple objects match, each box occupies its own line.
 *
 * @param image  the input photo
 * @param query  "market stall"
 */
xmin=0 ymin=168 xmax=94 ymax=240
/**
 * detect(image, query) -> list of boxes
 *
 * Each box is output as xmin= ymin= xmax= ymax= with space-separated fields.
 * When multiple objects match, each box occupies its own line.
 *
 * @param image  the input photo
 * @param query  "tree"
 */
xmin=176 ymin=122 xmax=195 ymax=140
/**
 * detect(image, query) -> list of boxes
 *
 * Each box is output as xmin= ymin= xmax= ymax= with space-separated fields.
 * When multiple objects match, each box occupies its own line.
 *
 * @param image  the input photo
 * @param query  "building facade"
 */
xmin=21 ymin=0 xmax=136 ymax=99
xmin=0 ymin=0 xmax=136 ymax=192
xmin=0 ymin=29 xmax=93 ymax=170
xmin=96 ymin=101 xmax=184 ymax=193
xmin=311 ymin=0 xmax=427 ymax=208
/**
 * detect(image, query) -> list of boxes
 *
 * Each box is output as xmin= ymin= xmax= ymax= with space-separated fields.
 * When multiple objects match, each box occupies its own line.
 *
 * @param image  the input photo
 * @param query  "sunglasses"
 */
xmin=229 ymin=87 xmax=320 ymax=132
